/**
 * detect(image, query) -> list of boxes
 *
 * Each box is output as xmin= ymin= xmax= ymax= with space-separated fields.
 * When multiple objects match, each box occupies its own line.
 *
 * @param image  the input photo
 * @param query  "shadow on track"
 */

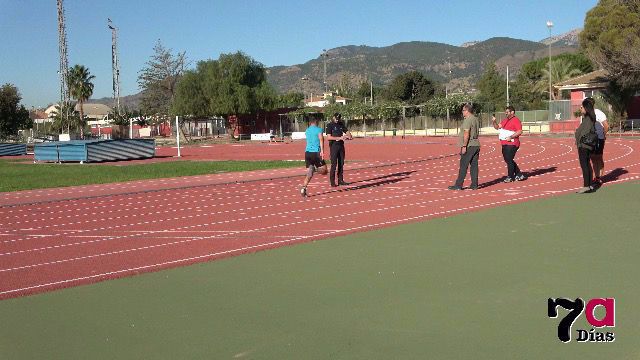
xmin=479 ymin=166 xmax=558 ymax=189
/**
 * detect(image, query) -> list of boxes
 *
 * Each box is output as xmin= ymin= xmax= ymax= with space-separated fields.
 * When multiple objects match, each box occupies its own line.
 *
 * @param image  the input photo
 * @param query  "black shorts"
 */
xmin=592 ymin=139 xmax=606 ymax=155
xmin=305 ymin=152 xmax=325 ymax=168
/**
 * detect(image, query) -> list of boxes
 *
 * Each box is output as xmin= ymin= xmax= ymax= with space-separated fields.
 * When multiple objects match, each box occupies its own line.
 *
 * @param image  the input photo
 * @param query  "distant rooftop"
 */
xmin=554 ymin=69 xmax=609 ymax=90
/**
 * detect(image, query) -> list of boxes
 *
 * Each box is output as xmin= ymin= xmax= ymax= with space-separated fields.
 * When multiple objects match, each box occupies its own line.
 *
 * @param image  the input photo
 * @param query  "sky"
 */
xmin=0 ymin=0 xmax=598 ymax=108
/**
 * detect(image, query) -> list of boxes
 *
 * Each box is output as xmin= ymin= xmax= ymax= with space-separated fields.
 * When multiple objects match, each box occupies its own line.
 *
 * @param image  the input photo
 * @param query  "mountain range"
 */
xmin=91 ymin=29 xmax=581 ymax=109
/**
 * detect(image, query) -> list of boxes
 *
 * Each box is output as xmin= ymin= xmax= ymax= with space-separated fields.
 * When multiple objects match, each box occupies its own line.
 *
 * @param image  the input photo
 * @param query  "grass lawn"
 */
xmin=0 ymin=181 xmax=637 ymax=359
xmin=0 ymin=159 xmax=303 ymax=192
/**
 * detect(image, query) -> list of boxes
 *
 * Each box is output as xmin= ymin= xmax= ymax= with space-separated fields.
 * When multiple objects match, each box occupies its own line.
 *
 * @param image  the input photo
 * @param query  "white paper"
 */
xmin=498 ymin=128 xmax=515 ymax=141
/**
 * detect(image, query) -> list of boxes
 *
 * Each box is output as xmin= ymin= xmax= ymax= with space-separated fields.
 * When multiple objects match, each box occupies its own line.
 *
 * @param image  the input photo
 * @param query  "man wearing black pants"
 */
xmin=492 ymin=106 xmax=525 ymax=182
xmin=449 ymin=103 xmax=481 ymax=190
xmin=325 ymin=113 xmax=353 ymax=187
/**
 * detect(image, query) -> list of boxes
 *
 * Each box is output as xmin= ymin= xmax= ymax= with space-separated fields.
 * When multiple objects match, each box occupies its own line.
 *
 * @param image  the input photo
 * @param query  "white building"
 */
xmin=304 ymin=91 xmax=352 ymax=107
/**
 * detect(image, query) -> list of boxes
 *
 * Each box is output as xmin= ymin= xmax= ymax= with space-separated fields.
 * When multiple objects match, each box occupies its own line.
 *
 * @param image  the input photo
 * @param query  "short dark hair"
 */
xmin=333 ymin=113 xmax=342 ymax=120
xmin=505 ymin=105 xmax=515 ymax=112
xmin=309 ymin=118 xmax=318 ymax=124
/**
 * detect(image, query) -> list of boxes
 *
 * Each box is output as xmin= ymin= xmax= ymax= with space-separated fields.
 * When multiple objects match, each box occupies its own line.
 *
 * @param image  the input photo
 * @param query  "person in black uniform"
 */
xmin=325 ymin=113 xmax=353 ymax=187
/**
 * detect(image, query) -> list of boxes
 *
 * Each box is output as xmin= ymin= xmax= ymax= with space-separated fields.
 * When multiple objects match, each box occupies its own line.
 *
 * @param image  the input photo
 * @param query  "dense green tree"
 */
xmin=386 ymin=71 xmax=437 ymax=104
xmin=0 ymin=84 xmax=31 ymax=140
xmin=172 ymin=71 xmax=207 ymax=117
xmin=580 ymin=0 xmax=640 ymax=89
xmin=509 ymin=53 xmax=593 ymax=110
xmin=172 ymin=52 xmax=276 ymax=139
xmin=476 ymin=62 xmax=507 ymax=112
xmin=68 ymin=64 xmax=95 ymax=138
xmin=137 ymin=40 xmax=187 ymax=115
xmin=273 ymin=92 xmax=304 ymax=108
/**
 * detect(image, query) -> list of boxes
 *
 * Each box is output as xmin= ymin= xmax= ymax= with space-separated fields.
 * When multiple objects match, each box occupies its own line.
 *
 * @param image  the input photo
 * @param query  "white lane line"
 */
xmin=0 ymin=175 xmax=618 ymax=297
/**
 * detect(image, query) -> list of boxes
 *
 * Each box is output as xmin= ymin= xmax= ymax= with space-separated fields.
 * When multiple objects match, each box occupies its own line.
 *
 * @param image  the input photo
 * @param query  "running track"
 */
xmin=1 ymin=137 xmax=639 ymax=299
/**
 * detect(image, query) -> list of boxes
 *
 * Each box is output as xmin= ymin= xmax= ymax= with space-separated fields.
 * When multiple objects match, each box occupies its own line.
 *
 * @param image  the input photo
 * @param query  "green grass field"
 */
xmin=1 ymin=181 xmax=638 ymax=359
xmin=0 ymin=159 xmax=303 ymax=192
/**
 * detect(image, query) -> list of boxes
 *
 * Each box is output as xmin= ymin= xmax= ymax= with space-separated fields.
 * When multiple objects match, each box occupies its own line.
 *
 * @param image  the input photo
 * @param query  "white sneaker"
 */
xmin=576 ymin=187 xmax=592 ymax=194
xmin=300 ymin=187 xmax=307 ymax=197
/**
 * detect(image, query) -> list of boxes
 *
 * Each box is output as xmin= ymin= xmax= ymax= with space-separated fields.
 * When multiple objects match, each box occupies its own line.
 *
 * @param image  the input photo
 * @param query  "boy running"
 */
xmin=301 ymin=118 xmax=326 ymax=197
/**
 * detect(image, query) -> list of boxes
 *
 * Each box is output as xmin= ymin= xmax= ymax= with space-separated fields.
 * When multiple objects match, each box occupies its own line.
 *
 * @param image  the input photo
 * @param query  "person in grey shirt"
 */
xmin=448 ymin=103 xmax=480 ymax=190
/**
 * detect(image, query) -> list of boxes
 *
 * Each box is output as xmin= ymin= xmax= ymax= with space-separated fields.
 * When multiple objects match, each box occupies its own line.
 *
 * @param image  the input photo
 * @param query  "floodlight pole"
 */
xmin=321 ymin=49 xmax=328 ymax=92
xmin=547 ymin=20 xmax=554 ymax=120
xmin=506 ymin=66 xmax=510 ymax=106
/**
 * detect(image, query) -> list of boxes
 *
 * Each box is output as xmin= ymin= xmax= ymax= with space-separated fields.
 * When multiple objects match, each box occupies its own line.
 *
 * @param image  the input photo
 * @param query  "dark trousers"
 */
xmin=330 ymin=142 xmax=345 ymax=185
xmin=578 ymin=147 xmax=593 ymax=187
xmin=501 ymin=145 xmax=522 ymax=179
xmin=454 ymin=146 xmax=480 ymax=188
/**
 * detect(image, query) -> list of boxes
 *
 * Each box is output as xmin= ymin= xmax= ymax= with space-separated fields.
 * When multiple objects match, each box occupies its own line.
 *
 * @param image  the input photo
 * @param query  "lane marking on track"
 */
xmin=7 ymin=174 xmax=639 ymax=297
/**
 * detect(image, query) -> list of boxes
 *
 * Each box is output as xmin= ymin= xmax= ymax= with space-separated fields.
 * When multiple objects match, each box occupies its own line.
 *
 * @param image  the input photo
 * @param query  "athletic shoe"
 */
xmin=469 ymin=185 xmax=479 ymax=190
xmin=515 ymin=174 xmax=527 ymax=181
xmin=338 ymin=181 xmax=350 ymax=186
xmin=448 ymin=185 xmax=463 ymax=190
xmin=503 ymin=177 xmax=514 ymax=183
xmin=300 ymin=187 xmax=307 ymax=197
xmin=576 ymin=186 xmax=593 ymax=194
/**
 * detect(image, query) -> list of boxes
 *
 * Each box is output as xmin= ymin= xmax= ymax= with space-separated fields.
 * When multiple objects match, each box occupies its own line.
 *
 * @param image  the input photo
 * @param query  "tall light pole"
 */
xmin=301 ymin=76 xmax=309 ymax=105
xmin=321 ymin=49 xmax=328 ymax=92
xmin=547 ymin=20 xmax=554 ymax=120
xmin=108 ymin=18 xmax=121 ymax=119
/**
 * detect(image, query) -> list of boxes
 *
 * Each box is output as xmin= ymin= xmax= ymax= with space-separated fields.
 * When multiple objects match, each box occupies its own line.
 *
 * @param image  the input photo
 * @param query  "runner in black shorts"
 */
xmin=300 ymin=118 xmax=326 ymax=197
xmin=305 ymin=152 xmax=325 ymax=169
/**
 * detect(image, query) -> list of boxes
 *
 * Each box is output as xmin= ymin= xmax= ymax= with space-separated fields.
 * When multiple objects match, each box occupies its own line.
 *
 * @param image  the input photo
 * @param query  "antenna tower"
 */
xmin=57 ymin=0 xmax=70 ymax=121
xmin=108 ymin=18 xmax=121 ymax=117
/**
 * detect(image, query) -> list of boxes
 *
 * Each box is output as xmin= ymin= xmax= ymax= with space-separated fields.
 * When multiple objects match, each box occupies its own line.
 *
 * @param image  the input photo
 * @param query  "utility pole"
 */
xmin=108 ymin=18 xmax=121 ymax=119
xmin=57 ymin=0 xmax=70 ymax=128
xmin=370 ymin=80 xmax=373 ymax=105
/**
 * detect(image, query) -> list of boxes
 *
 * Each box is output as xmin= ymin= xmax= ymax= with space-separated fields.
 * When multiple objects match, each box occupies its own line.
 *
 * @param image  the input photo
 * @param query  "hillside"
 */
xmin=99 ymin=30 xmax=582 ymax=109
xmin=266 ymin=34 xmax=579 ymax=95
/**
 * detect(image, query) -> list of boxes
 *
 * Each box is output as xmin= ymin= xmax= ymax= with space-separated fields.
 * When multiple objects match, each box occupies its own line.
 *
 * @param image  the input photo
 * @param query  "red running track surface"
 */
xmin=1 ymin=137 xmax=639 ymax=299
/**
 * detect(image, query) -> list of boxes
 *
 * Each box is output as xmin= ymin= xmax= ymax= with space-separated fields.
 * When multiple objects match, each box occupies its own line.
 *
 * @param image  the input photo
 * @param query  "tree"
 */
xmin=536 ymin=59 xmax=583 ymax=100
xmin=138 ymin=40 xmax=187 ymax=115
xmin=0 ymin=84 xmax=31 ymax=140
xmin=172 ymin=52 xmax=276 ymax=139
xmin=476 ymin=62 xmax=507 ymax=112
xmin=355 ymin=81 xmax=382 ymax=104
xmin=580 ymin=0 xmax=640 ymax=89
xmin=68 ymin=64 xmax=95 ymax=138
xmin=274 ymin=92 xmax=304 ymax=108
xmin=510 ymin=53 xmax=593 ymax=110
xmin=386 ymin=71 xmax=437 ymax=104
xmin=50 ymin=102 xmax=79 ymax=134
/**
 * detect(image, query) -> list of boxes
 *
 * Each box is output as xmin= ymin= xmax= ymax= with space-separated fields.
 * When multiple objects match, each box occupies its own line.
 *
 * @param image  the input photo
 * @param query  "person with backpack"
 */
xmin=575 ymin=98 xmax=598 ymax=194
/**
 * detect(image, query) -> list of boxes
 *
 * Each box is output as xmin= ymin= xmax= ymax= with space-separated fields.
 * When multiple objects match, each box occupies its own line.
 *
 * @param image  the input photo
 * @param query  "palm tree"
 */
xmin=68 ymin=64 xmax=95 ymax=138
xmin=51 ymin=101 xmax=79 ymax=135
xmin=536 ymin=59 xmax=583 ymax=100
